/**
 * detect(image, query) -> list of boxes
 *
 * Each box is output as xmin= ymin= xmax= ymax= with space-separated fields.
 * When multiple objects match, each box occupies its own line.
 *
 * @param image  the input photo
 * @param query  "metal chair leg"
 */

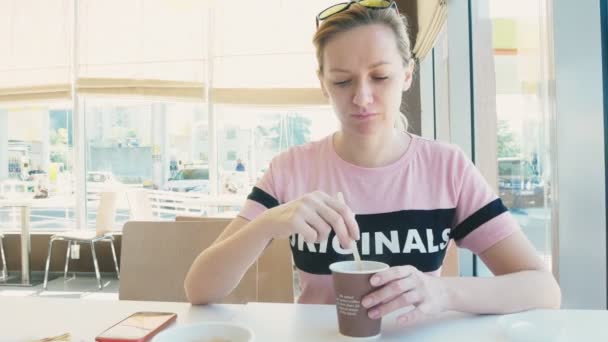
xmin=43 ymin=238 xmax=55 ymax=290
xmin=109 ymin=239 xmax=120 ymax=279
xmin=0 ymin=237 xmax=7 ymax=280
xmin=64 ymin=241 xmax=72 ymax=279
xmin=90 ymin=241 xmax=102 ymax=290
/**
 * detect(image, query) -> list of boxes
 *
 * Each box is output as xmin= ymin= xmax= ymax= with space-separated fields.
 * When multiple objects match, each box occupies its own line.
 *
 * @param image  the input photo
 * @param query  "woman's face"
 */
xmin=319 ymin=24 xmax=412 ymax=137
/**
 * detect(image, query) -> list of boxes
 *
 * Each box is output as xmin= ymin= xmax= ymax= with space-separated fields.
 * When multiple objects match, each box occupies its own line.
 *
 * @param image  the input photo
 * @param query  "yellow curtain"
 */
xmin=412 ymin=0 xmax=447 ymax=60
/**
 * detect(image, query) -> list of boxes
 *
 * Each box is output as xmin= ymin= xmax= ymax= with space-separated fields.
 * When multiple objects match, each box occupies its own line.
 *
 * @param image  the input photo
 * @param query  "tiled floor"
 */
xmin=0 ymin=272 xmax=119 ymax=300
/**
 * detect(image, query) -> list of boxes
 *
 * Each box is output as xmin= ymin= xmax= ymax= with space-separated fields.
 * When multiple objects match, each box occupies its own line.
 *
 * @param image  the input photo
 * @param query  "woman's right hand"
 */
xmin=255 ymin=190 xmax=360 ymax=248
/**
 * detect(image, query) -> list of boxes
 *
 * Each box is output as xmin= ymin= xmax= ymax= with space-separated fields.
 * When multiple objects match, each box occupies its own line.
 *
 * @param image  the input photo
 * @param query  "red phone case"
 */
xmin=95 ymin=312 xmax=177 ymax=342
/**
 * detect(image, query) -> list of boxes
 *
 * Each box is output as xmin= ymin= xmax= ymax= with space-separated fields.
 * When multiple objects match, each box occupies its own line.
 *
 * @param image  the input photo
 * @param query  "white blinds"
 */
xmin=3 ymin=0 xmax=446 ymax=104
xmin=77 ymin=0 xmax=207 ymax=98
xmin=0 ymin=0 xmax=71 ymax=100
xmin=78 ymin=0 xmax=206 ymax=83
xmin=211 ymin=0 xmax=327 ymax=104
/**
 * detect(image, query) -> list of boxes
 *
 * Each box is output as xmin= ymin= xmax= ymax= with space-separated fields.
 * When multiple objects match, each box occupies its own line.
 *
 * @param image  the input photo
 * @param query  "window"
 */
xmin=226 ymin=151 xmax=237 ymax=161
xmin=0 ymin=104 xmax=76 ymax=231
xmin=472 ymin=0 xmax=554 ymax=274
xmin=2 ymin=0 xmax=341 ymax=232
xmin=215 ymin=105 xmax=339 ymax=195
xmin=226 ymin=129 xmax=237 ymax=140
xmin=84 ymin=99 xmax=211 ymax=228
xmin=433 ymin=25 xmax=451 ymax=141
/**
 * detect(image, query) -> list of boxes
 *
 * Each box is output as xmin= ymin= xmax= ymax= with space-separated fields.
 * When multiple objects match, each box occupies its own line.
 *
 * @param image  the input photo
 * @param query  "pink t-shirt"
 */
xmin=238 ymin=133 xmax=519 ymax=304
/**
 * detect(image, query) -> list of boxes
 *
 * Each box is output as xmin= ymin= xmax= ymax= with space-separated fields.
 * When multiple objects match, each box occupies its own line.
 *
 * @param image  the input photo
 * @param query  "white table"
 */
xmin=236 ymin=302 xmax=608 ymax=341
xmin=0 ymin=297 xmax=241 ymax=341
xmin=1 ymin=297 xmax=608 ymax=341
xmin=0 ymin=197 xmax=72 ymax=286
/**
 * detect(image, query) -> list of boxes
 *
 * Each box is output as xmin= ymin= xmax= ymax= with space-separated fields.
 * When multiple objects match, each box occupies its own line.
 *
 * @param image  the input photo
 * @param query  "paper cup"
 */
xmin=329 ymin=260 xmax=390 ymax=338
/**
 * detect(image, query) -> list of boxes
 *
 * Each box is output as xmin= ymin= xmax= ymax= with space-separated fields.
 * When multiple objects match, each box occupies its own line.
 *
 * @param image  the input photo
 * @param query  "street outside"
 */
xmin=0 ymin=205 xmax=552 ymax=253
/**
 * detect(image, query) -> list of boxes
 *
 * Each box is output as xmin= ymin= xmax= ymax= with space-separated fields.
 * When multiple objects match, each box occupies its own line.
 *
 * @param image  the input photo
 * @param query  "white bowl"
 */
xmin=153 ymin=322 xmax=254 ymax=342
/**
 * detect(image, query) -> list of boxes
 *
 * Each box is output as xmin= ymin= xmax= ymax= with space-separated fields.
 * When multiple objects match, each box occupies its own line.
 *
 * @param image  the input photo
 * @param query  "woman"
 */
xmin=185 ymin=0 xmax=561 ymax=325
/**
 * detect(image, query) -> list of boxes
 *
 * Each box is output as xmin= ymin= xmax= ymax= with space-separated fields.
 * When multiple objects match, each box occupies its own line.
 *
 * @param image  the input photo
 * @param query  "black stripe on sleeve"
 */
xmin=451 ymin=198 xmax=508 ymax=241
xmin=247 ymin=186 xmax=280 ymax=209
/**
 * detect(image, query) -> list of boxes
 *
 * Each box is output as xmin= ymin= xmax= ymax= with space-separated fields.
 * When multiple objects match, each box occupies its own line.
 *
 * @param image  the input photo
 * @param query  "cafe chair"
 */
xmin=174 ymin=216 xmax=294 ymax=303
xmin=120 ymin=218 xmax=294 ymax=303
xmin=43 ymin=191 xmax=120 ymax=290
xmin=125 ymin=189 xmax=155 ymax=220
xmin=0 ymin=233 xmax=7 ymax=280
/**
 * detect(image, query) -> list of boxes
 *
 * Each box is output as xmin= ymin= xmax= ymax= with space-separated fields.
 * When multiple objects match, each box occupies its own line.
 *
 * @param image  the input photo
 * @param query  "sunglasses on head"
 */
xmin=316 ymin=0 xmax=399 ymax=28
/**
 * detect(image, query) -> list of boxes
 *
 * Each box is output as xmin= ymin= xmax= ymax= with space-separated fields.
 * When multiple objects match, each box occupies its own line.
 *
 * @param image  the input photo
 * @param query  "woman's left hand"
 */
xmin=361 ymin=265 xmax=450 ymax=325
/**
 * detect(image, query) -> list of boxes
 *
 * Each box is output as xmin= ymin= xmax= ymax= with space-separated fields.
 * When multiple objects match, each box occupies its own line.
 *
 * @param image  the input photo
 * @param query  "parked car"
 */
xmin=87 ymin=171 xmax=122 ymax=192
xmin=87 ymin=171 xmax=119 ymax=184
xmin=498 ymin=157 xmax=545 ymax=209
xmin=220 ymin=170 xmax=250 ymax=195
xmin=164 ymin=166 xmax=209 ymax=193
xmin=0 ymin=179 xmax=34 ymax=199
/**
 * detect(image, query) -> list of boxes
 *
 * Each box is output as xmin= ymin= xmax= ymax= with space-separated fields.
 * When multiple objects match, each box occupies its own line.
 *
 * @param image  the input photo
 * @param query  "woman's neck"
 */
xmin=333 ymin=129 xmax=411 ymax=168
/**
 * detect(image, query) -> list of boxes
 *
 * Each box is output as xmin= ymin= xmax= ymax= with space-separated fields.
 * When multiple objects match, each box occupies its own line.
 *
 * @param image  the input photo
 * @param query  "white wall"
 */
xmin=553 ymin=0 xmax=607 ymax=309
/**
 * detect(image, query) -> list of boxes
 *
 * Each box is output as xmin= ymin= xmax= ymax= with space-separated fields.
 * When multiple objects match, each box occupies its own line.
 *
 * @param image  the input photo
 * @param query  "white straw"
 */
xmin=336 ymin=192 xmax=362 ymax=263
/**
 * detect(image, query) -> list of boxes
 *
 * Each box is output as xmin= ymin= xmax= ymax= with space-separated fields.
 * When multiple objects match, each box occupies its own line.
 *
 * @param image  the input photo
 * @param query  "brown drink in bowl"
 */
xmin=330 ymin=260 xmax=389 ymax=338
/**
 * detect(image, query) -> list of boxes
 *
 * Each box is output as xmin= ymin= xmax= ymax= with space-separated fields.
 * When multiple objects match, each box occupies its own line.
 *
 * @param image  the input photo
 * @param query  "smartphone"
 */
xmin=95 ymin=311 xmax=177 ymax=342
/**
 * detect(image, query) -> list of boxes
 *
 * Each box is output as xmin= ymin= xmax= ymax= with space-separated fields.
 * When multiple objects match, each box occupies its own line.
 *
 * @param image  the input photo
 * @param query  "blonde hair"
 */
xmin=313 ymin=4 xmax=413 ymax=131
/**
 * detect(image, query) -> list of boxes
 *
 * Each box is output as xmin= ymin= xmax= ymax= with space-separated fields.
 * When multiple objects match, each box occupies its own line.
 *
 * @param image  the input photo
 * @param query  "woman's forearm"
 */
xmin=443 ymin=270 xmax=561 ymax=314
xmin=184 ymin=219 xmax=272 ymax=305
